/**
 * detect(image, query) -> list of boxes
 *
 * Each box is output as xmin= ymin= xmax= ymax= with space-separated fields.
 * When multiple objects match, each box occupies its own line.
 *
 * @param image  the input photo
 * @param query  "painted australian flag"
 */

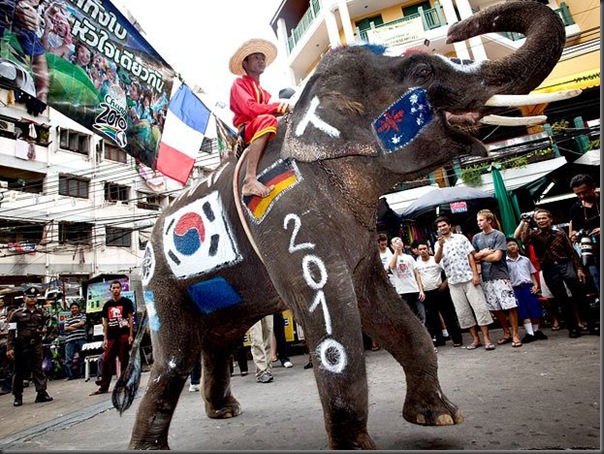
xmin=372 ymin=87 xmax=433 ymax=154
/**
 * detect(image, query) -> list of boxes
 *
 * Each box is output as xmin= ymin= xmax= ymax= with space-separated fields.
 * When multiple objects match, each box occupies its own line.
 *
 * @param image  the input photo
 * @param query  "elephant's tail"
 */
xmin=112 ymin=311 xmax=148 ymax=415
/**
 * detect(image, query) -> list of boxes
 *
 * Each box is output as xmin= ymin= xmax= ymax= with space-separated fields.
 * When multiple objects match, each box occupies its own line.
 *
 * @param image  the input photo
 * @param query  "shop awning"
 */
xmin=532 ymin=68 xmax=600 ymax=94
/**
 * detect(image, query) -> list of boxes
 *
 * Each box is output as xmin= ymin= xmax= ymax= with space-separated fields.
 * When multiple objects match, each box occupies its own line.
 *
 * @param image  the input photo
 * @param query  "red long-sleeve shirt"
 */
xmin=229 ymin=75 xmax=288 ymax=129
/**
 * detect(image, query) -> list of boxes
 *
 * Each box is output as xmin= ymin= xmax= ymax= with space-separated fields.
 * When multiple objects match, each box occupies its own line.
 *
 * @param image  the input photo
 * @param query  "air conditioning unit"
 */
xmin=0 ymin=120 xmax=16 ymax=136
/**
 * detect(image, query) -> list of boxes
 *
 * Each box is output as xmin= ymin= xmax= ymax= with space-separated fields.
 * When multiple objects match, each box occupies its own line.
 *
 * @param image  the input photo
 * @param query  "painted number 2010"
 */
xmin=284 ymin=214 xmax=347 ymax=374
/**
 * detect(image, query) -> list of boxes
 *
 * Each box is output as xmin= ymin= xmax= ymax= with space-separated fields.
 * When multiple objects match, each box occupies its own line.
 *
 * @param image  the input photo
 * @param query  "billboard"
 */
xmin=0 ymin=0 xmax=176 ymax=169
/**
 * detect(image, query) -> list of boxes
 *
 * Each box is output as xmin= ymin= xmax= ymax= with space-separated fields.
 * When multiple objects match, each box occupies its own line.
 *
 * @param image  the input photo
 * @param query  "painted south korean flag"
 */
xmin=162 ymin=191 xmax=242 ymax=279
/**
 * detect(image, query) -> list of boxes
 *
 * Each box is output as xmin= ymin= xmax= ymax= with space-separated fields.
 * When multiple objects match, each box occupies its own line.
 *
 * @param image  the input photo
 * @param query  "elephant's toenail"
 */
xmin=416 ymin=414 xmax=426 ymax=424
xmin=436 ymin=414 xmax=453 ymax=425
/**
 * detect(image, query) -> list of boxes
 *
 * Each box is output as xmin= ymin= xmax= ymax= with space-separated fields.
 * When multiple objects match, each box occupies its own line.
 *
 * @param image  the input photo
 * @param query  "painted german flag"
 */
xmin=243 ymin=160 xmax=301 ymax=223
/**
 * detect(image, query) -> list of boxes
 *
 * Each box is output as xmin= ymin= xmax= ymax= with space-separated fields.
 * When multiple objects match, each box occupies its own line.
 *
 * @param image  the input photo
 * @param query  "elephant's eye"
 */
xmin=411 ymin=63 xmax=434 ymax=82
xmin=414 ymin=65 xmax=432 ymax=80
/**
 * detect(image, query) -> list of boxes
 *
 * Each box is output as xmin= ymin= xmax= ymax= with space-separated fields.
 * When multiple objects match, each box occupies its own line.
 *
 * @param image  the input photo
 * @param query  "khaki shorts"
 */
xmin=449 ymin=281 xmax=493 ymax=329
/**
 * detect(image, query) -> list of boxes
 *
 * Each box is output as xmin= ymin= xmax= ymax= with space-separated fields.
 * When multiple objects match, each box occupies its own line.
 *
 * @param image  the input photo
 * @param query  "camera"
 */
xmin=520 ymin=211 xmax=536 ymax=228
xmin=520 ymin=211 xmax=535 ymax=221
xmin=576 ymin=229 xmax=595 ymax=267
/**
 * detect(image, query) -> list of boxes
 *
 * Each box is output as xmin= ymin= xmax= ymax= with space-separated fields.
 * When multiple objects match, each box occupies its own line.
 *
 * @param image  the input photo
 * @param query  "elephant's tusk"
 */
xmin=485 ymin=89 xmax=582 ymax=107
xmin=480 ymin=114 xmax=547 ymax=126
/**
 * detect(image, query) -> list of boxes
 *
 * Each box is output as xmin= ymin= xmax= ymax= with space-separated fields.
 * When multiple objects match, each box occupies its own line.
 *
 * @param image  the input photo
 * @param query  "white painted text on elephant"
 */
xmin=295 ymin=96 xmax=340 ymax=138
xmin=284 ymin=213 xmax=348 ymax=373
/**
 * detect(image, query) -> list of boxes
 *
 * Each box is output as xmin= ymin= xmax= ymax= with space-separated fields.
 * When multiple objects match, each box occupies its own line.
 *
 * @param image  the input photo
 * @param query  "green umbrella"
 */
xmin=490 ymin=164 xmax=519 ymax=237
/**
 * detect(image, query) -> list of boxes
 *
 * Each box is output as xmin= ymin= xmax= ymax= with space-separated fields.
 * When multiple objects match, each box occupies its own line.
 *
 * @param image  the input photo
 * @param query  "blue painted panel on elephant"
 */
xmin=188 ymin=277 xmax=242 ymax=314
xmin=372 ymin=87 xmax=432 ymax=154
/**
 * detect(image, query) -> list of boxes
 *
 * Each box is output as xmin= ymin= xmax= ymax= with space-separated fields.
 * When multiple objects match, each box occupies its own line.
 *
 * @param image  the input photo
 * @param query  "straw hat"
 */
xmin=229 ymin=38 xmax=277 ymax=76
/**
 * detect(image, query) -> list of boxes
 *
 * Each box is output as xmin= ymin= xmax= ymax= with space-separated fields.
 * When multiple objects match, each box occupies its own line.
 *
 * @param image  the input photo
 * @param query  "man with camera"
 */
xmin=569 ymin=174 xmax=599 ymax=292
xmin=514 ymin=209 xmax=598 ymax=338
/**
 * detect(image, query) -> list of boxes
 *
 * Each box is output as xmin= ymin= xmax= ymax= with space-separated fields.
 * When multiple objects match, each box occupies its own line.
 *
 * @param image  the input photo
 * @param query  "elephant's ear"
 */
xmin=280 ymin=75 xmax=379 ymax=162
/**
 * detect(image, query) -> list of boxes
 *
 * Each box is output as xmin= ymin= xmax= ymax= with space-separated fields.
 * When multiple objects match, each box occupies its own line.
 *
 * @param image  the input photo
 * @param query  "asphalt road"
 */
xmin=0 ymin=327 xmax=600 ymax=451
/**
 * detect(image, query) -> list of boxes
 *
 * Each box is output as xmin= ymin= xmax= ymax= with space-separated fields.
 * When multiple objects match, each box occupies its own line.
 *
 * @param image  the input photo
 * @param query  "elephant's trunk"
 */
xmin=446 ymin=0 xmax=565 ymax=95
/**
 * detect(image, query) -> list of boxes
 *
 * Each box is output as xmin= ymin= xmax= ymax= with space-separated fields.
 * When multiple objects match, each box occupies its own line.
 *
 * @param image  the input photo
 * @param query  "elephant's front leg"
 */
xmin=201 ymin=343 xmax=242 ymax=419
xmin=264 ymin=216 xmax=375 ymax=448
xmin=360 ymin=274 xmax=463 ymax=427
xmin=281 ymin=273 xmax=376 ymax=449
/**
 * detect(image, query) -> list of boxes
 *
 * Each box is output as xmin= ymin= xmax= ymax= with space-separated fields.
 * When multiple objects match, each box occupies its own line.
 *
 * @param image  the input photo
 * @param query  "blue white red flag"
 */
xmin=157 ymin=85 xmax=211 ymax=183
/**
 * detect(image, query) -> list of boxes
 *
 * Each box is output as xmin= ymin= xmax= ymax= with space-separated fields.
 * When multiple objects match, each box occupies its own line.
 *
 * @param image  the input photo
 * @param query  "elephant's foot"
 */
xmin=402 ymin=389 xmax=463 ymax=426
xmin=204 ymin=395 xmax=242 ymax=419
xmin=328 ymin=431 xmax=377 ymax=450
xmin=128 ymin=439 xmax=170 ymax=450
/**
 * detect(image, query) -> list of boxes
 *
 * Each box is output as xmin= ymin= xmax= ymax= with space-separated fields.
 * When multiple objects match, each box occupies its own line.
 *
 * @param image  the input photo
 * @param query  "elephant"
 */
xmin=116 ymin=1 xmax=566 ymax=450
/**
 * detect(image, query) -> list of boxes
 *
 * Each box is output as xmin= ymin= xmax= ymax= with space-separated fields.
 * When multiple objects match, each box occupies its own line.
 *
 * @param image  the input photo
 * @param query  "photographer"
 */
xmin=514 ymin=209 xmax=598 ymax=338
xmin=569 ymin=174 xmax=600 ymax=292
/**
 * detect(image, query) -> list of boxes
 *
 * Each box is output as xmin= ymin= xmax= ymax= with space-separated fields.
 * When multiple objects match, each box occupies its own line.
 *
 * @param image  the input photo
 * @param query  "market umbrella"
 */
xmin=398 ymin=186 xmax=495 ymax=219
xmin=490 ymin=165 xmax=519 ymax=237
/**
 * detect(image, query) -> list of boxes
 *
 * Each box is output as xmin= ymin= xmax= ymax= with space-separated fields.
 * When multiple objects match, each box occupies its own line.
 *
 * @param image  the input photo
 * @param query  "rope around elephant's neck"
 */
xmin=232 ymin=147 xmax=265 ymax=264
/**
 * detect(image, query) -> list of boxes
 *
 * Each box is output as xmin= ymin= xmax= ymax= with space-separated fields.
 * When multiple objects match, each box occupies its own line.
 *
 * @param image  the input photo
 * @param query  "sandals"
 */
xmin=89 ymin=389 xmax=108 ymax=396
xmin=484 ymin=343 xmax=496 ymax=350
xmin=465 ymin=343 xmax=482 ymax=350
xmin=497 ymin=336 xmax=513 ymax=345
xmin=551 ymin=325 xmax=561 ymax=331
xmin=512 ymin=341 xmax=522 ymax=348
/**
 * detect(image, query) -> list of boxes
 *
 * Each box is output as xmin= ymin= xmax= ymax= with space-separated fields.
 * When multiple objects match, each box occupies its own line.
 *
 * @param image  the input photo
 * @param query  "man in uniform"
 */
xmin=6 ymin=286 xmax=53 ymax=407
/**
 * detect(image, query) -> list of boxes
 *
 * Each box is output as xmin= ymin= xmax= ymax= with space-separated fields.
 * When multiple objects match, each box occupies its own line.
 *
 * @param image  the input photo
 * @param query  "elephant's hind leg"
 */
xmin=360 ymin=276 xmax=463 ymax=427
xmin=201 ymin=345 xmax=242 ymax=419
xmin=128 ymin=322 xmax=201 ymax=450
xmin=128 ymin=362 xmax=189 ymax=450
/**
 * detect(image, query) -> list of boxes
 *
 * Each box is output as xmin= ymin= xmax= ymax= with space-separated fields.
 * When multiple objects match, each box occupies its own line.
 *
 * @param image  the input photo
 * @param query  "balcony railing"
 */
xmin=285 ymin=1 xmax=576 ymax=55
xmin=286 ymin=0 xmax=321 ymax=54
xmin=498 ymin=2 xmax=575 ymax=41
xmin=358 ymin=4 xmax=445 ymax=43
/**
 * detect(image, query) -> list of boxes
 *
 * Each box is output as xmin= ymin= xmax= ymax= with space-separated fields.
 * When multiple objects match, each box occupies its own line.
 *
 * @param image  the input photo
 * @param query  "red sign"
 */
xmin=450 ymin=201 xmax=468 ymax=213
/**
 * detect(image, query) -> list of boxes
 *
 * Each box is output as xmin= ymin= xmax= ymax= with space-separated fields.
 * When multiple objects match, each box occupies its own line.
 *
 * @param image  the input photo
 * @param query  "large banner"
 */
xmin=365 ymin=16 xmax=423 ymax=47
xmin=0 ymin=0 xmax=176 ymax=169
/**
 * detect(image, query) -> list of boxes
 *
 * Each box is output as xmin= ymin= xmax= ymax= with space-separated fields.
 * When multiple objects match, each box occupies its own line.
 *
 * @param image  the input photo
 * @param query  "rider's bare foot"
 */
xmin=242 ymin=178 xmax=273 ymax=198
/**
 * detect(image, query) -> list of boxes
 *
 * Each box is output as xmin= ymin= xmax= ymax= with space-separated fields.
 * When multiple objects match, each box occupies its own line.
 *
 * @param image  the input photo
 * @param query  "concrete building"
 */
xmin=0 ymin=92 xmax=221 ymax=292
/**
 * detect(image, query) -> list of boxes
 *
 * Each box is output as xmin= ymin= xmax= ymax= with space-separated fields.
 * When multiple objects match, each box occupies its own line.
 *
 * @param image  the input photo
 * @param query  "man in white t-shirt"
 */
xmin=415 ymin=241 xmax=464 ymax=347
xmin=389 ymin=237 xmax=425 ymax=324
xmin=370 ymin=233 xmax=394 ymax=351
xmin=378 ymin=233 xmax=394 ymax=283
xmin=434 ymin=216 xmax=494 ymax=350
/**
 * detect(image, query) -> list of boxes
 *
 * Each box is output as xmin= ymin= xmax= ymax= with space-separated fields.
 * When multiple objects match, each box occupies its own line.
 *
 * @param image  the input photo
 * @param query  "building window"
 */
xmin=104 ymin=142 xmax=128 ymax=163
xmin=0 ymin=168 xmax=44 ymax=194
xmin=0 ymin=220 xmax=44 ymax=243
xmin=136 ymin=191 xmax=164 ymax=211
xmin=355 ymin=14 xmax=383 ymax=31
xmin=200 ymin=137 xmax=216 ymax=154
xmin=59 ymin=129 xmax=90 ymax=155
xmin=402 ymin=1 xmax=431 ymax=17
xmin=106 ymin=227 xmax=131 ymax=247
xmin=59 ymin=175 xmax=89 ymax=198
xmin=58 ymin=222 xmax=92 ymax=245
xmin=104 ymin=182 xmax=129 ymax=203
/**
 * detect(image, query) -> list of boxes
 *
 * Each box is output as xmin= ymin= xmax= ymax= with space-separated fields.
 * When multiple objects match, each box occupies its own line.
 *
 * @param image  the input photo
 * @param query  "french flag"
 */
xmin=156 ymin=85 xmax=211 ymax=184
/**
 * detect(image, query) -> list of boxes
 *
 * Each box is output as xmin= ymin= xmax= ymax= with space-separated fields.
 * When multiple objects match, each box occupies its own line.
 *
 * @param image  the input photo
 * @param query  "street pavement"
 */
xmin=0 ymin=327 xmax=600 ymax=451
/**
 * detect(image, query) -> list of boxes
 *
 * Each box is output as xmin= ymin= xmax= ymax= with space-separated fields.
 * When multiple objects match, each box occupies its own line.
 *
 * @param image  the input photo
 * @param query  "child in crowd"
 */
xmin=505 ymin=238 xmax=547 ymax=343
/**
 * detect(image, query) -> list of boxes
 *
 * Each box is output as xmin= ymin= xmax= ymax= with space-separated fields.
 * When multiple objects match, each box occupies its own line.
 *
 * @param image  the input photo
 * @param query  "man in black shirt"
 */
xmin=569 ymin=174 xmax=600 ymax=292
xmin=90 ymin=280 xmax=134 ymax=395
